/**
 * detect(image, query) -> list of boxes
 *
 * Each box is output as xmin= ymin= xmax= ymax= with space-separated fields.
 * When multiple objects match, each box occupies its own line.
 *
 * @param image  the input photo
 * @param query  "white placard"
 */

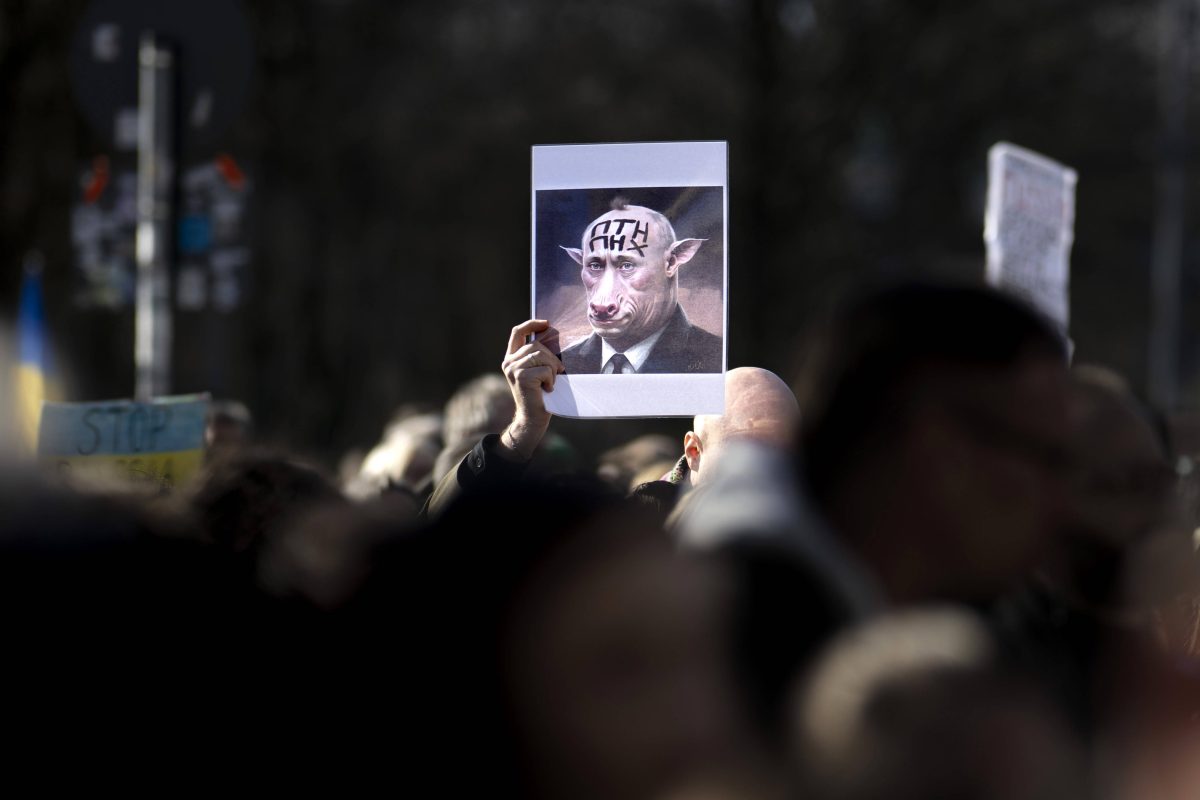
xmin=984 ymin=142 xmax=1077 ymax=330
xmin=532 ymin=142 xmax=728 ymax=418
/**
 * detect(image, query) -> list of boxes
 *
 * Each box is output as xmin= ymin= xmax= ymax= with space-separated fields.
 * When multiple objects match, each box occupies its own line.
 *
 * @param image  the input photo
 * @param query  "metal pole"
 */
xmin=135 ymin=32 xmax=175 ymax=401
xmin=1149 ymin=0 xmax=1193 ymax=410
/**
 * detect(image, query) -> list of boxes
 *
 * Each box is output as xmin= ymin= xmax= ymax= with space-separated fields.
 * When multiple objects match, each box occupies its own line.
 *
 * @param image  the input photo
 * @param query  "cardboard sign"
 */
xmin=531 ymin=141 xmax=728 ymax=418
xmin=38 ymin=394 xmax=210 ymax=490
xmin=984 ymin=142 xmax=1077 ymax=330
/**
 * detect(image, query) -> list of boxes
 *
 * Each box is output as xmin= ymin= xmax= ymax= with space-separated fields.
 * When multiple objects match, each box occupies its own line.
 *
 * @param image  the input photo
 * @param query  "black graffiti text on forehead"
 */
xmin=588 ymin=218 xmax=650 ymax=256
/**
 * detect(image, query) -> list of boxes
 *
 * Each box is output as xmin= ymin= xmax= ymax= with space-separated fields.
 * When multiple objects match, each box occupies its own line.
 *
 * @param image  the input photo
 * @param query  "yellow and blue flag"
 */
xmin=15 ymin=257 xmax=50 ymax=451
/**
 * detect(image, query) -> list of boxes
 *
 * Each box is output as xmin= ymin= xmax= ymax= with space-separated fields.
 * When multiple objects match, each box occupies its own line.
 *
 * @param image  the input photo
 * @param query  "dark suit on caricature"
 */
xmin=557 ymin=202 xmax=723 ymax=376
xmin=559 ymin=304 xmax=722 ymax=374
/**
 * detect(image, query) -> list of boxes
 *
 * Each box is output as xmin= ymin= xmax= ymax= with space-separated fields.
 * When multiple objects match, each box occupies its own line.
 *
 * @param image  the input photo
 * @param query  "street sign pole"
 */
xmin=134 ymin=32 xmax=176 ymax=401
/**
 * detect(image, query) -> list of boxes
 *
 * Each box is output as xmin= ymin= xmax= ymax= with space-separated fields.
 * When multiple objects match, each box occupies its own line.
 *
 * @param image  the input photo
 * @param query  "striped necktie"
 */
xmin=606 ymin=353 xmax=634 ymax=374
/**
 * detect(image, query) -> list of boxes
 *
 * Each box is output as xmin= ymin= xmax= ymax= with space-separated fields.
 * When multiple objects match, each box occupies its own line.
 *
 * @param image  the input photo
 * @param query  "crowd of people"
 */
xmin=2 ymin=279 xmax=1197 ymax=797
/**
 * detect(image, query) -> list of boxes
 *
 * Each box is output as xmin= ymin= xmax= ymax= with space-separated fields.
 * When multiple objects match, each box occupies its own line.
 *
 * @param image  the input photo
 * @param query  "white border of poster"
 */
xmin=531 ymin=141 xmax=728 ymax=418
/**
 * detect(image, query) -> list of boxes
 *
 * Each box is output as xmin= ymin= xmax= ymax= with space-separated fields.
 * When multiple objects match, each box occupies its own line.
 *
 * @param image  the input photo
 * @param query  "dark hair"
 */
xmin=795 ymin=280 xmax=1068 ymax=508
xmin=628 ymin=479 xmax=680 ymax=525
xmin=351 ymin=474 xmax=656 ymax=795
xmin=189 ymin=449 xmax=344 ymax=554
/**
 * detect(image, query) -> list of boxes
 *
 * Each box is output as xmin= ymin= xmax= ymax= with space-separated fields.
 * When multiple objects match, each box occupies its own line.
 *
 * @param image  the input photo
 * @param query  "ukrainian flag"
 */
xmin=15 ymin=258 xmax=49 ymax=451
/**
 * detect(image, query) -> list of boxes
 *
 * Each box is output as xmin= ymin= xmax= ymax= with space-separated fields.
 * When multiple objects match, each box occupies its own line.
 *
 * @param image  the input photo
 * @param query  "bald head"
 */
xmin=685 ymin=368 xmax=800 ymax=487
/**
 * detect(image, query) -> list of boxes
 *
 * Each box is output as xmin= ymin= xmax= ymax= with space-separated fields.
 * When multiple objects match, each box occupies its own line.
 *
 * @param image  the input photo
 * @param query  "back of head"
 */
xmin=1062 ymin=365 xmax=1193 ymax=617
xmin=1069 ymin=365 xmax=1167 ymax=484
xmin=433 ymin=374 xmax=517 ymax=483
xmin=695 ymin=367 xmax=800 ymax=455
xmin=0 ymin=471 xmax=215 ymax=628
xmin=188 ymin=449 xmax=345 ymax=555
xmin=795 ymin=280 xmax=1068 ymax=510
xmin=348 ymin=411 xmax=444 ymax=499
xmin=442 ymin=374 xmax=516 ymax=448
xmin=597 ymin=434 xmax=680 ymax=490
xmin=1066 ymin=365 xmax=1171 ymax=548
xmin=0 ymin=470 xmax=236 ymax=751
xmin=354 ymin=476 xmax=665 ymax=795
xmin=206 ymin=399 xmax=254 ymax=455
xmin=793 ymin=608 xmax=1084 ymax=800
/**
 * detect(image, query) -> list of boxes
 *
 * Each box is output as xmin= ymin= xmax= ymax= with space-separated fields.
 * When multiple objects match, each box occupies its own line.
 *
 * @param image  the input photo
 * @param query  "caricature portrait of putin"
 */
xmin=557 ymin=199 xmax=722 ymax=375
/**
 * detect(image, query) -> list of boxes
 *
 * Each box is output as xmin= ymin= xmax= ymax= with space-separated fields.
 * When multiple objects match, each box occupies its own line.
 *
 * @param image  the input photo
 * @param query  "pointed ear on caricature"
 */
xmin=665 ymin=238 xmax=706 ymax=277
xmin=561 ymin=246 xmax=584 ymax=266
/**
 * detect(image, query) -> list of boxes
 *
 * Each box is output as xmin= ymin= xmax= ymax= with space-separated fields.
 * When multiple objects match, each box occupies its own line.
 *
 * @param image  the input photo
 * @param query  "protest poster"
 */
xmin=984 ymin=142 xmax=1077 ymax=331
xmin=38 ymin=394 xmax=210 ymax=491
xmin=532 ymin=141 xmax=727 ymax=418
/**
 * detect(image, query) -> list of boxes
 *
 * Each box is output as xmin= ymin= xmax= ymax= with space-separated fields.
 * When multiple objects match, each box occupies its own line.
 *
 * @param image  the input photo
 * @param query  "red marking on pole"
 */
xmin=83 ymin=155 xmax=110 ymax=204
xmin=215 ymin=153 xmax=246 ymax=190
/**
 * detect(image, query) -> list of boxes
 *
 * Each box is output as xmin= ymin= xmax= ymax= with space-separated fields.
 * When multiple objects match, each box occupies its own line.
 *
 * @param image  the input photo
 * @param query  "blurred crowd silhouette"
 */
xmin=2 ymin=278 xmax=1198 ymax=798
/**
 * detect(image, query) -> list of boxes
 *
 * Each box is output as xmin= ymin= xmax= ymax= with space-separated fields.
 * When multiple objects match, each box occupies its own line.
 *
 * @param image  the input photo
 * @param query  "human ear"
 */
xmin=684 ymin=430 xmax=703 ymax=473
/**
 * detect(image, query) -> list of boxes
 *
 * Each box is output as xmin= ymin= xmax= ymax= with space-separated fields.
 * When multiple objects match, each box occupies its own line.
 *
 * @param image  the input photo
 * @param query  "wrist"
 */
xmin=500 ymin=415 xmax=547 ymax=462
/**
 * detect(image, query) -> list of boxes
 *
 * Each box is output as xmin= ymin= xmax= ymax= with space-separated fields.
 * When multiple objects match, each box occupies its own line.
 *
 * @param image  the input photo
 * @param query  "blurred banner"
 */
xmin=984 ymin=142 xmax=1077 ymax=332
xmin=37 ymin=393 xmax=210 ymax=491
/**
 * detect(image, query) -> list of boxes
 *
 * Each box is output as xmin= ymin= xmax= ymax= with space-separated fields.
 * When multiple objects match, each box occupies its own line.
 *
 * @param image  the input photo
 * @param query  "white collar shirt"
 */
xmin=600 ymin=325 xmax=667 ymax=374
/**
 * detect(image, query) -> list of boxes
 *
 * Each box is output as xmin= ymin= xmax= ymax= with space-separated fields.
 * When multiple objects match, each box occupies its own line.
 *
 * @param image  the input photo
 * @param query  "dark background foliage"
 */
xmin=2 ymin=0 xmax=1196 ymax=464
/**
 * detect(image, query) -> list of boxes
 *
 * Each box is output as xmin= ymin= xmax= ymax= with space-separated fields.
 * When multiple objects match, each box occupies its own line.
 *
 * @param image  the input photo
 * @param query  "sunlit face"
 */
xmin=573 ymin=207 xmax=677 ymax=351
